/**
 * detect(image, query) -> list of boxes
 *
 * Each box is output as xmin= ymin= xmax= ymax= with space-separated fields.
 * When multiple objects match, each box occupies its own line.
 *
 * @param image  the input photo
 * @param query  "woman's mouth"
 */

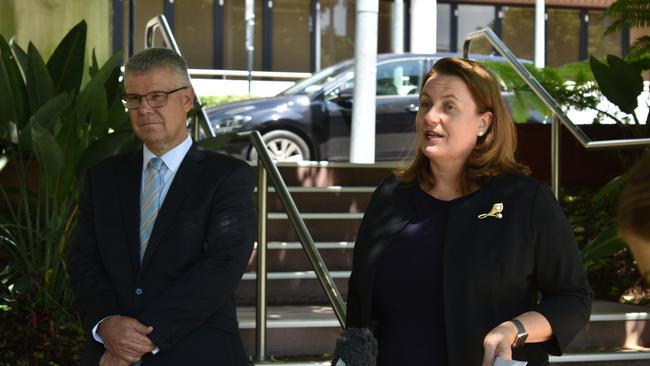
xmin=424 ymin=130 xmax=444 ymax=140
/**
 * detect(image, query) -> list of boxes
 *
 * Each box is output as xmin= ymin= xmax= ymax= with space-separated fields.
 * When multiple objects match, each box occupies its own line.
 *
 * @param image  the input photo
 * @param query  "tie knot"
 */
xmin=148 ymin=157 xmax=163 ymax=172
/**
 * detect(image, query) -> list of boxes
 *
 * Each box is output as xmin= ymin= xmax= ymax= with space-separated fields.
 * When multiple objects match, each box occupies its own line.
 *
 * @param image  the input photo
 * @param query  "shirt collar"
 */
xmin=142 ymin=134 xmax=193 ymax=174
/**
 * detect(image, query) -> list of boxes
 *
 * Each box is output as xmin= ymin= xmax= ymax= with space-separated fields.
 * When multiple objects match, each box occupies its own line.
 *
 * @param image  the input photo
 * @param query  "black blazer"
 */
xmin=345 ymin=173 xmax=593 ymax=366
xmin=68 ymin=143 xmax=256 ymax=365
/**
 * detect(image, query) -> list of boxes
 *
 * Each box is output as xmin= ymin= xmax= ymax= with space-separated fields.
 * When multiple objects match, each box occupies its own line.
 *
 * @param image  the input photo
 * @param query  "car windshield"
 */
xmin=280 ymin=62 xmax=352 ymax=96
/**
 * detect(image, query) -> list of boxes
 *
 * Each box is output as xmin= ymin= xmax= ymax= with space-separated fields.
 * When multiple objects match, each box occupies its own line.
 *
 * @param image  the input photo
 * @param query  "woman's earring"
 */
xmin=478 ymin=131 xmax=485 ymax=137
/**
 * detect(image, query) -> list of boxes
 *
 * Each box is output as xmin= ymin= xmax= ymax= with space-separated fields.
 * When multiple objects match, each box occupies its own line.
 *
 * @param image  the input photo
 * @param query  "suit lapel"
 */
xmin=140 ymin=143 xmax=206 ymax=269
xmin=117 ymin=148 xmax=144 ymax=275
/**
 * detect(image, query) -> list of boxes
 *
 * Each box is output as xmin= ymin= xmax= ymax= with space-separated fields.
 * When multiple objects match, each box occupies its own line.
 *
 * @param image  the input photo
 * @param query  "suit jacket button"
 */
xmin=135 ymin=288 xmax=143 ymax=295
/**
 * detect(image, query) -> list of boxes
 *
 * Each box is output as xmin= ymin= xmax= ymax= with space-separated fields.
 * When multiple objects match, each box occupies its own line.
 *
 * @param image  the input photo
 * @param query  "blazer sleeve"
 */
xmin=345 ymin=175 xmax=397 ymax=328
xmin=137 ymin=161 xmax=257 ymax=351
xmin=530 ymin=183 xmax=594 ymax=355
xmin=67 ymin=169 xmax=121 ymax=332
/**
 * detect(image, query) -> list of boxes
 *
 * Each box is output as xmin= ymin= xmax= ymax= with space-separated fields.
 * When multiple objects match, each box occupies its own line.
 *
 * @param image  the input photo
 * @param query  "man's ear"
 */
xmin=183 ymin=87 xmax=195 ymax=113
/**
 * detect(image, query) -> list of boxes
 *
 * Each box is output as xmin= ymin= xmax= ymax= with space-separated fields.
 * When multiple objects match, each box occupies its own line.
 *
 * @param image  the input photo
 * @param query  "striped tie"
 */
xmin=140 ymin=157 xmax=163 ymax=262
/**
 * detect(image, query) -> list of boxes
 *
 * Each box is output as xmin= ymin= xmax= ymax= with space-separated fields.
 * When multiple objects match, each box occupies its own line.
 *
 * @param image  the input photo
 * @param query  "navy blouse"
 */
xmin=371 ymin=186 xmax=475 ymax=366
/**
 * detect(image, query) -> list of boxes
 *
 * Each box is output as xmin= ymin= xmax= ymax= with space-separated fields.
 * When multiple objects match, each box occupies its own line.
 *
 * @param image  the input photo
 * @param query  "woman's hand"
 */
xmin=481 ymin=321 xmax=518 ymax=366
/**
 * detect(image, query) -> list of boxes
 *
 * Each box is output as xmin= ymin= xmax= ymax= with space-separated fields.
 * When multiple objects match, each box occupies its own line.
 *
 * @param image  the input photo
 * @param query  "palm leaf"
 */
xmin=47 ymin=20 xmax=86 ymax=95
xmin=581 ymin=225 xmax=625 ymax=260
xmin=31 ymin=121 xmax=64 ymax=176
xmin=0 ymin=35 xmax=29 ymax=128
xmin=25 ymin=42 xmax=55 ymax=114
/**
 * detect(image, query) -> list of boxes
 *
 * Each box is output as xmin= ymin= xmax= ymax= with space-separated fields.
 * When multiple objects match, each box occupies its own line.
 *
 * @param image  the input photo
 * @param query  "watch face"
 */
xmin=513 ymin=332 xmax=528 ymax=348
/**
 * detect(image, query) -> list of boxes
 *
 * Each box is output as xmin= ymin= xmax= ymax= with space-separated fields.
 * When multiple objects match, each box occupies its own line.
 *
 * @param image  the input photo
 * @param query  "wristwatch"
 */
xmin=510 ymin=319 xmax=528 ymax=348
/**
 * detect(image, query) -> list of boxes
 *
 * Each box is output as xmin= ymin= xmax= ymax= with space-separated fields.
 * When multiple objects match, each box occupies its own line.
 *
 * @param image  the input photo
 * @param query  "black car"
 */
xmin=206 ymin=53 xmax=542 ymax=162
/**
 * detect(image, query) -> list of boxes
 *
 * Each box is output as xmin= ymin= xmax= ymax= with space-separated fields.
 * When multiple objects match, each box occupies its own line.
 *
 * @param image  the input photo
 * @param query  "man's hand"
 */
xmin=98 ymin=315 xmax=155 ymax=363
xmin=482 ymin=321 xmax=517 ymax=366
xmin=99 ymin=350 xmax=131 ymax=366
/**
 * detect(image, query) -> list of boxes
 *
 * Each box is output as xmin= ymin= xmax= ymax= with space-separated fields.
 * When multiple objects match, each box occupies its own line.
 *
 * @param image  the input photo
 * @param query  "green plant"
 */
xmin=560 ymin=186 xmax=646 ymax=304
xmin=0 ymin=20 xmax=137 ymax=363
xmin=602 ymin=0 xmax=650 ymax=69
xmin=481 ymin=60 xmax=603 ymax=123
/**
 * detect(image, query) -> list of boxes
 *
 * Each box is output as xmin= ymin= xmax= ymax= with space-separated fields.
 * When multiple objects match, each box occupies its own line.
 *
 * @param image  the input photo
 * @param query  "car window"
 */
xmin=325 ymin=59 xmax=424 ymax=100
xmin=280 ymin=62 xmax=352 ymax=95
xmin=376 ymin=59 xmax=424 ymax=96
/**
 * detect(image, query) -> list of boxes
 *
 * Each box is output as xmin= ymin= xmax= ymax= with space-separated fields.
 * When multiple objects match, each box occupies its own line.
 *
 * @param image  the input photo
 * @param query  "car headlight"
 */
xmin=213 ymin=115 xmax=252 ymax=133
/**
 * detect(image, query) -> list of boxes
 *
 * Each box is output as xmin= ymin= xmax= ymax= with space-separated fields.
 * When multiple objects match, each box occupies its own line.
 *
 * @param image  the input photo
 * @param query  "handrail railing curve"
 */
xmin=463 ymin=28 xmax=650 ymax=195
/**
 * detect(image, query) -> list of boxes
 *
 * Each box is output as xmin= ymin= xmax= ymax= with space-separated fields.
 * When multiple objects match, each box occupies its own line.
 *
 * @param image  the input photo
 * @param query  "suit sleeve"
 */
xmin=530 ymin=183 xmax=594 ymax=355
xmin=67 ymin=169 xmax=121 ymax=332
xmin=138 ymin=161 xmax=257 ymax=351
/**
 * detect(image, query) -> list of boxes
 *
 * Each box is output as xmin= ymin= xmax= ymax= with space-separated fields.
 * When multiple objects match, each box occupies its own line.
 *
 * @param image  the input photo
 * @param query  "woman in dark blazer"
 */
xmin=333 ymin=58 xmax=593 ymax=366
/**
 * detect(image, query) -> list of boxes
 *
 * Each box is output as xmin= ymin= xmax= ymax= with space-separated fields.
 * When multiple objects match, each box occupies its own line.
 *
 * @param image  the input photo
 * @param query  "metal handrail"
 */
xmin=463 ymin=28 xmax=650 ymax=195
xmin=201 ymin=131 xmax=347 ymax=362
xmin=144 ymin=15 xmax=216 ymax=138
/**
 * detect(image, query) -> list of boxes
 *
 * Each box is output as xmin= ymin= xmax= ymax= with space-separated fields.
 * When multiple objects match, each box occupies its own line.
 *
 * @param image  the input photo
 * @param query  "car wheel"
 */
xmin=249 ymin=130 xmax=311 ymax=162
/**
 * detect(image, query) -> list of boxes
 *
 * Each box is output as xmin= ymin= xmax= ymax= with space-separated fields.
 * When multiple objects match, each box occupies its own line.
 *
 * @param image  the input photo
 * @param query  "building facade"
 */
xmin=113 ymin=0 xmax=629 ymax=72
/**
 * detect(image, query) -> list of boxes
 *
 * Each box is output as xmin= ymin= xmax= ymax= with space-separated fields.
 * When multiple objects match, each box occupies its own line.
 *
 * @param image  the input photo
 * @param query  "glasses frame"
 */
xmin=121 ymin=86 xmax=189 ymax=110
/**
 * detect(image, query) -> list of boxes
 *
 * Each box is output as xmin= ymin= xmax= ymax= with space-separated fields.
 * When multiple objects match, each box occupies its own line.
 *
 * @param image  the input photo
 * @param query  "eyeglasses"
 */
xmin=121 ymin=86 xmax=188 ymax=110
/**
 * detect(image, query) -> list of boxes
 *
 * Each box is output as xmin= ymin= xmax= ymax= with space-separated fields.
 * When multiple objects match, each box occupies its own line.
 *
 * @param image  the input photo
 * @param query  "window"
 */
xmin=457 ymin=5 xmax=494 ymax=54
xmin=547 ymin=8 xmax=581 ymax=67
xmin=128 ymin=0 xmax=164 ymax=54
xmin=376 ymin=59 xmax=423 ymax=96
xmin=502 ymin=6 xmax=534 ymax=61
xmin=321 ymin=0 xmax=356 ymax=69
xmin=588 ymin=10 xmax=622 ymax=59
xmin=272 ymin=0 xmax=310 ymax=72
xmin=223 ymin=0 xmax=263 ymax=70
xmin=437 ymin=4 xmax=451 ymax=52
xmin=175 ymin=0 xmax=214 ymax=69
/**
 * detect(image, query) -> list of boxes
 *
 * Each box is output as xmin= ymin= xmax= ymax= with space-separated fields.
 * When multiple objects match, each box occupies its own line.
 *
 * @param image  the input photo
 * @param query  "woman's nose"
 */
xmin=423 ymin=107 xmax=442 ymax=125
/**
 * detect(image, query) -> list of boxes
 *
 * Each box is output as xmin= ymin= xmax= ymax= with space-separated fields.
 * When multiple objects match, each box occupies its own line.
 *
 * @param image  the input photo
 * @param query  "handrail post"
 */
xmin=551 ymin=115 xmax=560 ymax=198
xmin=255 ymin=160 xmax=268 ymax=362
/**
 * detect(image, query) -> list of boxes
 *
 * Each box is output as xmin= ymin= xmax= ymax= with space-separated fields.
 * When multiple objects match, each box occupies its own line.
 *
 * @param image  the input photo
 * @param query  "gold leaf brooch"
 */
xmin=478 ymin=203 xmax=504 ymax=219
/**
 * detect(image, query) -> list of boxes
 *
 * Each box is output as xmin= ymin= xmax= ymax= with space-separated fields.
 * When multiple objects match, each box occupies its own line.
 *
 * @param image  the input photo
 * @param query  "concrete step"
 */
xmin=550 ymin=350 xmax=650 ymax=365
xmin=267 ymin=218 xmax=361 ymax=242
xmin=259 ymin=186 xmax=374 ymax=213
xmin=569 ymin=302 xmax=650 ymax=351
xmin=246 ymin=242 xmax=354 ymax=272
xmin=267 ymin=162 xmax=395 ymax=187
xmin=236 ymin=302 xmax=650 ymax=359
xmin=235 ymin=276 xmax=349 ymax=306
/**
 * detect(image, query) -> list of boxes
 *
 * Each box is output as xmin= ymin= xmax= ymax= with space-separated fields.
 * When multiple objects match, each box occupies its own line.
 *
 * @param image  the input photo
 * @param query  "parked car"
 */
xmin=206 ymin=53 xmax=543 ymax=162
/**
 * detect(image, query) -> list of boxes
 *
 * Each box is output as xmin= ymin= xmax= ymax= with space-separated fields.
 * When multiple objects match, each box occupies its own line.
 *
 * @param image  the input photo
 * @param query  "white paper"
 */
xmin=335 ymin=359 xmax=347 ymax=366
xmin=493 ymin=356 xmax=527 ymax=366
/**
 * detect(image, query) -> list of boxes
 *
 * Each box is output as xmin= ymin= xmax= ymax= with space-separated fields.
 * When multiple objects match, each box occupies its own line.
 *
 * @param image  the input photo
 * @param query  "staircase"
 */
xmin=234 ymin=162 xmax=650 ymax=365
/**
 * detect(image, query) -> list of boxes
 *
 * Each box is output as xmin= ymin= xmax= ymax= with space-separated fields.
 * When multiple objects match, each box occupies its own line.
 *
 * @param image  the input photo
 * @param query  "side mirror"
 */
xmin=333 ymin=87 xmax=354 ymax=108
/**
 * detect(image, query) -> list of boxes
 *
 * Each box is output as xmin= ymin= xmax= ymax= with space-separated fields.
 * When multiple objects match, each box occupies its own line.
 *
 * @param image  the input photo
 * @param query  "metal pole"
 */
xmin=534 ymin=0 xmax=545 ymax=68
xmin=350 ymin=0 xmax=378 ymax=163
xmin=255 ymin=160 xmax=268 ymax=361
xmin=245 ymin=0 xmax=255 ymax=95
xmin=409 ymin=0 xmax=437 ymax=53
xmin=391 ymin=0 xmax=404 ymax=54
xmin=551 ymin=115 xmax=560 ymax=198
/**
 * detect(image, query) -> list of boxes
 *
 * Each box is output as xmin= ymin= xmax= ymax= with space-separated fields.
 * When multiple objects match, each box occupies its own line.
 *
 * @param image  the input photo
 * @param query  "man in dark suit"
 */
xmin=68 ymin=48 xmax=256 ymax=365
